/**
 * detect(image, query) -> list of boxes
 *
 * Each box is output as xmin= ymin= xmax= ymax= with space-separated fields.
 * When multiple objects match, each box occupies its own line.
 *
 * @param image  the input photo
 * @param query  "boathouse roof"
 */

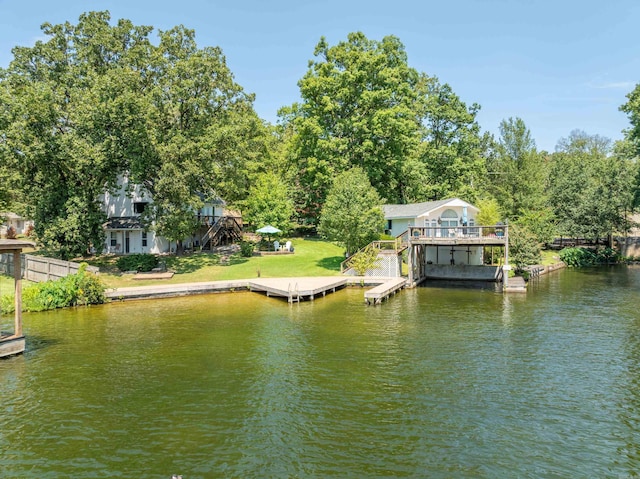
xmin=382 ymin=198 xmax=478 ymax=219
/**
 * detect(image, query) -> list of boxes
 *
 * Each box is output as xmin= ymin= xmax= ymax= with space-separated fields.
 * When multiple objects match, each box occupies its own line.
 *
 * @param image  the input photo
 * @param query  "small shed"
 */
xmin=0 ymin=239 xmax=34 ymax=358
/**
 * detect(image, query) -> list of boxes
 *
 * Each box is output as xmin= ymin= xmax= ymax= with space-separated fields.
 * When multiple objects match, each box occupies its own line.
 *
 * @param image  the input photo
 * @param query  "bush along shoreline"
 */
xmin=0 ymin=264 xmax=106 ymax=314
xmin=559 ymin=247 xmax=621 ymax=267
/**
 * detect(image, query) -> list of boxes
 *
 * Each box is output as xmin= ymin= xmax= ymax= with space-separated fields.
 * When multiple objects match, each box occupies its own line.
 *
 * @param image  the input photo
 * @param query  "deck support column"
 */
xmin=13 ymin=250 xmax=22 ymax=337
xmin=408 ymin=244 xmax=414 ymax=286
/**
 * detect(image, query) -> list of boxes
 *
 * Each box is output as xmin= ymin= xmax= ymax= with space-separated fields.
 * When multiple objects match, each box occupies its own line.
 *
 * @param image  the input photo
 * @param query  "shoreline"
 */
xmin=105 ymin=276 xmax=389 ymax=301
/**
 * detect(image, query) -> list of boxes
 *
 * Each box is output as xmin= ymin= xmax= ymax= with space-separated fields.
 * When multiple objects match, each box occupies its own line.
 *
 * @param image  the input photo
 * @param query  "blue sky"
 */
xmin=1 ymin=0 xmax=638 ymax=152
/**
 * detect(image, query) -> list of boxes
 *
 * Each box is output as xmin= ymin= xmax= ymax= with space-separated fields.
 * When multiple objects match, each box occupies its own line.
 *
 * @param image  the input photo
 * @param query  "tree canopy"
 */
xmin=0 ymin=11 xmax=265 ymax=257
xmin=318 ymin=167 xmax=385 ymax=255
xmin=280 ymin=32 xmax=490 ymax=222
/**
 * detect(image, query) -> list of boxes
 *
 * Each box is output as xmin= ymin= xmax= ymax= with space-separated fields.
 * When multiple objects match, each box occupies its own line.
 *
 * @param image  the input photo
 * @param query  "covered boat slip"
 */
xmin=0 ymin=239 xmax=34 ymax=358
xmin=406 ymin=224 xmax=509 ymax=287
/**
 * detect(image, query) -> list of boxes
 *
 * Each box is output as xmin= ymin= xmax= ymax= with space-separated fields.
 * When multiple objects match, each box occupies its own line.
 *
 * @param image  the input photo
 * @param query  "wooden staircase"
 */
xmin=341 ymin=230 xmax=409 ymax=275
xmin=201 ymin=216 xmax=243 ymax=250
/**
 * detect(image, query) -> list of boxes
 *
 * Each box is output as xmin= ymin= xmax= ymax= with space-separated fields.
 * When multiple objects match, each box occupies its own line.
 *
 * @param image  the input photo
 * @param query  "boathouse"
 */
xmin=385 ymin=199 xmax=508 ymax=285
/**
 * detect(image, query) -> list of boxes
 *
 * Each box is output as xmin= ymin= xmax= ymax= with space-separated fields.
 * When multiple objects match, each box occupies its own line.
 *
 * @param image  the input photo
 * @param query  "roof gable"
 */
xmin=382 ymin=198 xmax=479 ymax=219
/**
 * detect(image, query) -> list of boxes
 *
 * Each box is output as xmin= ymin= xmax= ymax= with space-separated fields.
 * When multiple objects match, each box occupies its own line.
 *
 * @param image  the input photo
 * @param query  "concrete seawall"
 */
xmin=105 ymin=277 xmax=394 ymax=302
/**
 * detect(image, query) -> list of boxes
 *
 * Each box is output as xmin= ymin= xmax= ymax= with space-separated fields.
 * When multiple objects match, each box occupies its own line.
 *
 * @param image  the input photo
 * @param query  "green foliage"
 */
xmin=318 ymin=167 xmax=385 ymax=255
xmin=2 ymin=11 xmax=266 ymax=258
xmin=559 ymin=247 xmax=621 ymax=267
xmin=486 ymin=117 xmax=547 ymax=219
xmin=346 ymin=244 xmax=381 ymax=276
xmin=116 ymin=253 xmax=158 ymax=272
xmin=239 ymin=241 xmax=255 ymax=257
xmin=242 ymin=172 xmax=295 ymax=233
xmin=508 ymin=224 xmax=541 ymax=272
xmin=548 ymin=131 xmax=634 ymax=241
xmin=475 ymin=197 xmax=502 ymax=227
xmin=280 ymin=32 xmax=490 ymax=216
xmin=518 ymin=208 xmax=556 ymax=245
xmin=1 ymin=264 xmax=105 ymax=314
xmin=620 ymin=83 xmax=640 ymax=159
xmin=418 ymin=82 xmax=491 ymax=202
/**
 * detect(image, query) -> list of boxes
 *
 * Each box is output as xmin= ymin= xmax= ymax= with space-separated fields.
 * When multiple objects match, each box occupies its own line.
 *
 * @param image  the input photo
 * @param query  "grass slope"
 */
xmin=90 ymin=238 xmax=345 ymax=288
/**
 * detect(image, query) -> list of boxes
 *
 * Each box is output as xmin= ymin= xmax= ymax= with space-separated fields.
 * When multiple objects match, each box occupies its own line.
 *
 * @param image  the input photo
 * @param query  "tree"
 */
xmin=126 ymin=25 xmax=265 ymax=245
xmin=620 ymin=83 xmax=640 ymax=159
xmin=508 ymin=224 xmax=541 ymax=273
xmin=318 ymin=167 xmax=385 ymax=255
xmin=475 ymin=197 xmax=502 ymax=227
xmin=281 ymin=33 xmax=425 ymax=217
xmin=548 ymin=130 xmax=634 ymax=241
xmin=1 ymin=12 xmax=265 ymax=257
xmin=486 ymin=117 xmax=547 ymax=219
xmin=418 ymin=82 xmax=491 ymax=202
xmin=1 ymin=12 xmax=151 ymax=257
xmin=242 ymin=172 xmax=295 ymax=233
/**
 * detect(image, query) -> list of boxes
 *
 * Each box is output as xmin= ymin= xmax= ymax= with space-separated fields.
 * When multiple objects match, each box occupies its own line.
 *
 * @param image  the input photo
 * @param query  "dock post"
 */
xmin=13 ymin=251 xmax=22 ymax=337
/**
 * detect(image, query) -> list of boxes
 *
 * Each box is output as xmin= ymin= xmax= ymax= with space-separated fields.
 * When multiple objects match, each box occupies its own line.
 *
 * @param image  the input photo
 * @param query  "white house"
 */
xmin=101 ymin=176 xmax=227 ymax=254
xmin=383 ymin=198 xmax=486 ymax=267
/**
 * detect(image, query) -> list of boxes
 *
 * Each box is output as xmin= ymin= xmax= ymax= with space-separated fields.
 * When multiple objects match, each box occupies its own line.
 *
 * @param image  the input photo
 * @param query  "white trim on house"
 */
xmin=100 ymin=176 xmax=225 ymax=255
xmin=383 ymin=198 xmax=485 ymax=266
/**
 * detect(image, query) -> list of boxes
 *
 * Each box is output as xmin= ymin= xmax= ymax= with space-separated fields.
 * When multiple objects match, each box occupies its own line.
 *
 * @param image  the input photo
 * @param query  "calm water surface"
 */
xmin=2 ymin=267 xmax=640 ymax=478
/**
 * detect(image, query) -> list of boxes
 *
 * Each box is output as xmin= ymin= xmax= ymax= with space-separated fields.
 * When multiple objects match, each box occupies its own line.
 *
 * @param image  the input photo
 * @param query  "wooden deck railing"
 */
xmin=407 ymin=225 xmax=506 ymax=240
xmin=340 ymin=230 xmax=409 ymax=273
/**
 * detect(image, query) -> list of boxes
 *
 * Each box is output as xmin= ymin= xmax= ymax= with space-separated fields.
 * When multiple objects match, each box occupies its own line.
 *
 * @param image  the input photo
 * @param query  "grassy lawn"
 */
xmin=88 ymin=237 xmax=345 ymax=288
xmin=541 ymin=249 xmax=562 ymax=266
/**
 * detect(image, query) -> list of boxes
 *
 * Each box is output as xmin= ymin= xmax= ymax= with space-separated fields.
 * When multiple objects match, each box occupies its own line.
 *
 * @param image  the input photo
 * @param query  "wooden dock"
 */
xmin=364 ymin=277 xmax=407 ymax=305
xmin=248 ymin=277 xmax=348 ymax=303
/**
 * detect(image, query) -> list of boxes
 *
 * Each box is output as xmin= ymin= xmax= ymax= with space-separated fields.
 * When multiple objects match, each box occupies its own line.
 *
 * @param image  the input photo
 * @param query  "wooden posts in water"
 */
xmin=0 ymin=240 xmax=33 ymax=358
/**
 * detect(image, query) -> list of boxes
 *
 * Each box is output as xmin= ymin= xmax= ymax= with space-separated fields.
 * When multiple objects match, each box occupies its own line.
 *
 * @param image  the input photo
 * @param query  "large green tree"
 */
xmin=487 ymin=117 xmax=547 ymax=219
xmin=282 ymin=32 xmax=492 ymax=220
xmin=318 ymin=167 xmax=385 ymax=255
xmin=620 ymin=83 xmax=640 ymax=158
xmin=548 ymin=130 xmax=634 ymax=241
xmin=1 ymin=12 xmax=265 ymax=257
xmin=242 ymin=172 xmax=295 ymax=233
xmin=418 ymin=82 xmax=491 ymax=202
xmin=1 ymin=12 xmax=151 ymax=257
xmin=281 ymin=33 xmax=425 ymax=216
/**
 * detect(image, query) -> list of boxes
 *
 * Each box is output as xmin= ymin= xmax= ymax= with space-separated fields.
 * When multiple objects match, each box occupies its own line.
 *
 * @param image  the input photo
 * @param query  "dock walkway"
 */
xmin=248 ymin=277 xmax=348 ymax=303
xmin=364 ymin=277 xmax=407 ymax=305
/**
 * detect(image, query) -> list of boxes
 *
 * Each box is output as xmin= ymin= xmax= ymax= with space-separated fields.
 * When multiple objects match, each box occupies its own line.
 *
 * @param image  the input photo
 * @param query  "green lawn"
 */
xmin=88 ymin=237 xmax=345 ymax=288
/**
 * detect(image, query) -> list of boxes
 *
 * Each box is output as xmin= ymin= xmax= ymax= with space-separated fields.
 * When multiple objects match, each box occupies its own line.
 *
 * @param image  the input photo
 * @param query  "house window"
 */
xmin=133 ymin=202 xmax=147 ymax=214
xmin=386 ymin=219 xmax=392 ymax=233
xmin=110 ymin=232 xmax=117 ymax=247
xmin=142 ymin=231 xmax=148 ymax=247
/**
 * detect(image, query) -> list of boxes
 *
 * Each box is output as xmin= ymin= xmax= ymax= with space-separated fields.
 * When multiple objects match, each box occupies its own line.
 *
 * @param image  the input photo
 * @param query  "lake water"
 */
xmin=2 ymin=266 xmax=640 ymax=478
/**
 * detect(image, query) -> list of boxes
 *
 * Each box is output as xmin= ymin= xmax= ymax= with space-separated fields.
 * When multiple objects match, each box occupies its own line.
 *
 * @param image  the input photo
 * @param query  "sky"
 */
xmin=1 ymin=0 xmax=638 ymax=152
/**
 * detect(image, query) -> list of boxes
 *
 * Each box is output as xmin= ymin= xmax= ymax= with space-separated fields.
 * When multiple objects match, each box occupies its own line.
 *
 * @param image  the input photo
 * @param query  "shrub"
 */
xmin=1 ymin=263 xmax=106 ymax=314
xmin=559 ymin=247 xmax=622 ymax=267
xmin=559 ymin=247 xmax=596 ymax=267
xmin=239 ymin=241 xmax=255 ymax=257
xmin=6 ymin=226 xmax=16 ymax=239
xmin=116 ymin=253 xmax=158 ymax=272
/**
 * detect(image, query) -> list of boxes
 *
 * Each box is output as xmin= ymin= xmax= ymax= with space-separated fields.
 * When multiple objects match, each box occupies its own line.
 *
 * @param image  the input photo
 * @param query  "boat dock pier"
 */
xmin=248 ymin=277 xmax=348 ymax=303
xmin=364 ymin=277 xmax=407 ymax=305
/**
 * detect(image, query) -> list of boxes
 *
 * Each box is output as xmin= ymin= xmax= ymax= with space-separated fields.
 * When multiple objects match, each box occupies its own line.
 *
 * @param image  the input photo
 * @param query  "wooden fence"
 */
xmin=0 ymin=253 xmax=99 ymax=282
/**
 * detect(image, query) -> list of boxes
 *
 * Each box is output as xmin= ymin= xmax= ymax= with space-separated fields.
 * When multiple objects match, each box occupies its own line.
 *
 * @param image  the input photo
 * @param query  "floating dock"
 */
xmin=248 ymin=277 xmax=348 ymax=303
xmin=364 ymin=277 xmax=407 ymax=305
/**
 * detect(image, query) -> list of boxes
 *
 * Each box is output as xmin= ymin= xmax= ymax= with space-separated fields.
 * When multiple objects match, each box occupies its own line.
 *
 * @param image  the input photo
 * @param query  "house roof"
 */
xmin=103 ymin=216 xmax=145 ymax=230
xmin=382 ymin=198 xmax=478 ymax=219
